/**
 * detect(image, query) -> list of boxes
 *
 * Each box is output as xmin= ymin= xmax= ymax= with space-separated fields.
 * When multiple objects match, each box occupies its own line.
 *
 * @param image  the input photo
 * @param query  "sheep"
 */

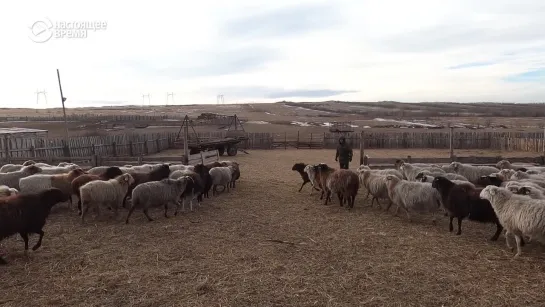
xmin=79 ymin=173 xmax=135 ymax=223
xmin=304 ymin=164 xmax=320 ymax=195
xmin=19 ymin=168 xmax=87 ymax=206
xmin=514 ymin=186 xmax=545 ymax=200
xmin=418 ymin=175 xmax=475 ymax=189
xmin=292 ymin=163 xmax=319 ymax=193
xmin=450 ymin=162 xmax=499 ymax=183
xmin=324 ymin=169 xmax=359 ymax=208
xmin=479 ymin=185 xmax=545 ymax=258
xmin=170 ymin=170 xmax=204 ymax=212
xmin=0 ymin=188 xmax=69 ymax=265
xmin=475 ymin=175 xmax=505 ymax=187
xmin=168 ymin=164 xmax=195 ymax=173
xmin=70 ymin=166 xmax=124 ymax=215
xmin=385 ymin=175 xmax=442 ymax=222
xmin=394 ymin=160 xmax=437 ymax=171
xmin=511 ymin=170 xmax=545 ymax=181
xmin=122 ymin=164 xmax=171 ymax=208
xmin=0 ymin=185 xmax=18 ymax=198
xmin=497 ymin=169 xmax=516 ymax=181
xmin=0 ymin=164 xmax=23 ymax=173
xmin=193 ymin=163 xmax=213 ymax=199
xmin=415 ymin=171 xmax=468 ymax=182
xmin=0 ymin=165 xmax=42 ymax=190
xmin=431 ymin=177 xmax=503 ymax=241
xmin=209 ymin=166 xmax=234 ymax=196
xmin=358 ymin=171 xmax=391 ymax=208
xmin=399 ymin=162 xmax=445 ymax=182
xmin=40 ymin=164 xmax=80 ymax=175
xmin=220 ymin=161 xmax=240 ymax=188
xmin=314 ymin=164 xmax=336 ymax=201
xmin=357 ymin=165 xmax=404 ymax=179
xmin=125 ymin=177 xmax=190 ymax=223
xmin=496 ymin=160 xmax=538 ymax=171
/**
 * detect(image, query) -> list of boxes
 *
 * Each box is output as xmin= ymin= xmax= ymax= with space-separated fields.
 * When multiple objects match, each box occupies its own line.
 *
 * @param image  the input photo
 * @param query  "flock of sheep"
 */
xmin=0 ymin=159 xmax=241 ymax=265
xmin=293 ymin=159 xmax=545 ymax=258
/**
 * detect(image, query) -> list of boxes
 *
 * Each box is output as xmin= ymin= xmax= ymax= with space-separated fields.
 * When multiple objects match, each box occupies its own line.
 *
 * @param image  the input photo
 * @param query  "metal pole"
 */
xmin=359 ymin=130 xmax=364 ymax=165
xmin=57 ymin=69 xmax=69 ymax=142
xmin=449 ymin=126 xmax=454 ymax=161
xmin=183 ymin=116 xmax=189 ymax=165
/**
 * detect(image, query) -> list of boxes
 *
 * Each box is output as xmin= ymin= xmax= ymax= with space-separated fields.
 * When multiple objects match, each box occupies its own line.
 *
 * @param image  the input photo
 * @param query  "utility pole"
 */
xmin=216 ymin=94 xmax=224 ymax=105
xmin=166 ymin=92 xmax=175 ymax=105
xmin=57 ymin=69 xmax=70 ymax=160
xmin=142 ymin=93 xmax=150 ymax=106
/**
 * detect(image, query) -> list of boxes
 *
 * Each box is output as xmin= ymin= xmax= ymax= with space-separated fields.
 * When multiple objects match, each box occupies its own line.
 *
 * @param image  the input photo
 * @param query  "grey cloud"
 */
xmin=221 ymin=3 xmax=341 ymax=39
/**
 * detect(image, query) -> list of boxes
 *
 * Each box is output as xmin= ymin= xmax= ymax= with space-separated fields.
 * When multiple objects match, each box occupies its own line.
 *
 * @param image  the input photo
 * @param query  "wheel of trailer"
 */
xmin=227 ymin=145 xmax=238 ymax=156
xmin=218 ymin=146 xmax=225 ymax=156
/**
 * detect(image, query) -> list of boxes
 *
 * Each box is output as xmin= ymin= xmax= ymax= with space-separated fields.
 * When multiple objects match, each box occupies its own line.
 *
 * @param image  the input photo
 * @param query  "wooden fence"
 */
xmin=2 ymin=130 xmax=545 ymax=163
xmin=98 ymin=150 xmax=220 ymax=167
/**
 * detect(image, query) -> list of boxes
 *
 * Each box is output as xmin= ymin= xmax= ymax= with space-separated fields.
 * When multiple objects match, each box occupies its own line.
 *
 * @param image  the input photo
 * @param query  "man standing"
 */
xmin=335 ymin=136 xmax=353 ymax=169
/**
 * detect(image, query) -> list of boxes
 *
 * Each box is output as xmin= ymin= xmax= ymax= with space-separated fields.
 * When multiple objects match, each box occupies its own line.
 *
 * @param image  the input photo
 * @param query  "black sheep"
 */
xmin=292 ymin=163 xmax=320 ymax=193
xmin=122 ymin=164 xmax=170 ymax=208
xmin=431 ymin=176 xmax=506 ymax=242
xmin=193 ymin=164 xmax=212 ymax=201
xmin=0 ymin=188 xmax=69 ymax=265
xmin=475 ymin=175 xmax=504 ymax=188
xmin=178 ymin=171 xmax=204 ymax=213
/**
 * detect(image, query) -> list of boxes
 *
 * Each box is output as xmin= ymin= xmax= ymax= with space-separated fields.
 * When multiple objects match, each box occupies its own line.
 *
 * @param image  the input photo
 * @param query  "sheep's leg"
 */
xmin=81 ymin=202 xmax=90 ymax=223
xmin=77 ymin=196 xmax=82 ymax=216
xmin=324 ymin=191 xmax=331 ymax=205
xmin=164 ymin=202 xmax=170 ymax=218
xmin=125 ymin=205 xmax=136 ymax=224
xmin=337 ymin=192 xmax=343 ymax=207
xmin=212 ymin=185 xmax=217 ymax=196
xmin=448 ymin=216 xmax=454 ymax=232
xmin=298 ymin=181 xmax=307 ymax=192
xmin=226 ymin=184 xmax=230 ymax=193
xmin=189 ymin=196 xmax=194 ymax=212
xmin=31 ymin=230 xmax=44 ymax=251
xmin=514 ymin=234 xmax=523 ymax=258
xmin=143 ymin=208 xmax=154 ymax=222
xmin=505 ymin=230 xmax=513 ymax=251
xmin=320 ymin=190 xmax=324 ymax=200
xmin=385 ymin=200 xmax=393 ymax=212
xmin=19 ymin=232 xmax=29 ymax=251
xmin=490 ymin=222 xmax=503 ymax=241
xmin=0 ymin=256 xmax=6 ymax=265
xmin=456 ymin=218 xmax=463 ymax=235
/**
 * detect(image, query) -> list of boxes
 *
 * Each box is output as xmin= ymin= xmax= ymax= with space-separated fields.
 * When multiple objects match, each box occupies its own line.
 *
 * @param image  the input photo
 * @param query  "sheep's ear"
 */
xmin=489 ymin=188 xmax=496 ymax=195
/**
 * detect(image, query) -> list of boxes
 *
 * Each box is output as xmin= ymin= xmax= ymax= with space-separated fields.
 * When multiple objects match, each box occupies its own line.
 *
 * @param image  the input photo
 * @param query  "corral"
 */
xmin=2 ymin=149 xmax=545 ymax=307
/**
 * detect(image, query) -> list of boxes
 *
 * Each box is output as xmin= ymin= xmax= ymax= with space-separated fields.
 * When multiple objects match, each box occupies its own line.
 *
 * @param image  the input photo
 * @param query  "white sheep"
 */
xmin=480 ymin=185 xmax=545 ymax=258
xmin=304 ymin=164 xmax=319 ymax=195
xmin=415 ymin=171 xmax=468 ymax=182
xmin=399 ymin=163 xmax=444 ymax=182
xmin=19 ymin=168 xmax=86 ymax=205
xmin=496 ymin=160 xmax=538 ymax=171
xmin=0 ymin=185 xmax=18 ymax=198
xmin=357 ymin=165 xmax=404 ymax=179
xmin=0 ymin=164 xmax=24 ymax=173
xmin=79 ymin=173 xmax=135 ymax=223
xmin=511 ymin=170 xmax=545 ymax=181
xmin=359 ymin=171 xmax=391 ymax=208
xmin=450 ymin=162 xmax=499 ymax=183
xmin=0 ymin=165 xmax=42 ymax=190
xmin=385 ymin=175 xmax=442 ymax=223
xmin=169 ymin=164 xmax=195 ymax=173
xmin=418 ymin=175 xmax=475 ymax=189
xmin=209 ymin=166 xmax=234 ymax=196
xmin=40 ymin=164 xmax=80 ymax=174
xmin=125 ymin=177 xmax=190 ymax=223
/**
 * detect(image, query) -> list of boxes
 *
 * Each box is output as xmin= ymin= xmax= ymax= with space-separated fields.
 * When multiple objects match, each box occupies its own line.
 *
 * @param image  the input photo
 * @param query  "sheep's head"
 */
xmin=394 ymin=159 xmax=405 ymax=169
xmin=476 ymin=175 xmax=503 ymax=187
xmin=103 ymin=167 xmax=123 ymax=179
xmin=450 ymin=162 xmax=461 ymax=171
xmin=292 ymin=163 xmax=306 ymax=171
xmin=415 ymin=172 xmax=425 ymax=180
xmin=496 ymin=160 xmax=510 ymax=170
xmin=41 ymin=188 xmax=70 ymax=207
xmin=479 ymin=185 xmax=506 ymax=200
xmin=24 ymin=165 xmax=42 ymax=175
xmin=511 ymin=171 xmax=528 ymax=180
xmin=22 ymin=160 xmax=36 ymax=166
xmin=515 ymin=186 xmax=532 ymax=196
xmin=116 ymin=173 xmax=135 ymax=186
xmin=431 ymin=176 xmax=450 ymax=189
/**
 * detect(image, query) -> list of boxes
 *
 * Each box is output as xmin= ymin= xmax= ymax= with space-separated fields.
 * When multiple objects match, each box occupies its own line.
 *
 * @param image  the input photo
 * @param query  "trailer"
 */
xmin=175 ymin=114 xmax=248 ymax=157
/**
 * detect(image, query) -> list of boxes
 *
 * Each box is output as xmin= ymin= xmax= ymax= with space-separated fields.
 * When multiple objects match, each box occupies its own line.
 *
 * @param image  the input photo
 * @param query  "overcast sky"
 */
xmin=1 ymin=0 xmax=545 ymax=108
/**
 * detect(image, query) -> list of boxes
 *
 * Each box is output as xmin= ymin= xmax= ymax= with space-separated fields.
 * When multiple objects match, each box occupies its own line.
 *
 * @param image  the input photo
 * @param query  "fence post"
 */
xmin=62 ymin=140 xmax=71 ymax=162
xmin=310 ymin=133 xmax=313 ymax=149
xmin=297 ymin=131 xmax=299 ymax=149
xmin=359 ymin=130 xmax=364 ymax=165
xmin=542 ymin=127 xmax=545 ymax=157
xmin=449 ymin=126 xmax=454 ymax=161
xmin=143 ymin=140 xmax=149 ymax=155
xmin=4 ymin=135 xmax=11 ymax=163
xmin=156 ymin=138 xmax=161 ymax=153
xmin=91 ymin=154 xmax=98 ymax=167
xmin=91 ymin=144 xmax=96 ymax=155
xmin=129 ymin=141 xmax=134 ymax=156
xmin=112 ymin=142 xmax=117 ymax=157
xmin=284 ymin=132 xmax=287 ymax=150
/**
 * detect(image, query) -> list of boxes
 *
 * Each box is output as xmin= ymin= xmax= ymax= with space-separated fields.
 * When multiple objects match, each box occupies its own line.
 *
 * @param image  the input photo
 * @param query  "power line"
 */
xmin=35 ymin=89 xmax=48 ymax=112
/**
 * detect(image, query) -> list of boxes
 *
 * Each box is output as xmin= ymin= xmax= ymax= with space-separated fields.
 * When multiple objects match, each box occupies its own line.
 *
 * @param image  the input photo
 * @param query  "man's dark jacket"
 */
xmin=336 ymin=143 xmax=353 ymax=163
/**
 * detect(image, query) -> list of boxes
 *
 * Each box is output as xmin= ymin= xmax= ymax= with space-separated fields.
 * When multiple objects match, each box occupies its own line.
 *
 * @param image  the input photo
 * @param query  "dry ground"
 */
xmin=2 ymin=150 xmax=545 ymax=307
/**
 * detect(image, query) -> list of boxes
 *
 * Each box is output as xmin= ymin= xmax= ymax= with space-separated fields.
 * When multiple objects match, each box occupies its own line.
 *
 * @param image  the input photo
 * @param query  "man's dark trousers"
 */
xmin=339 ymin=161 xmax=349 ymax=169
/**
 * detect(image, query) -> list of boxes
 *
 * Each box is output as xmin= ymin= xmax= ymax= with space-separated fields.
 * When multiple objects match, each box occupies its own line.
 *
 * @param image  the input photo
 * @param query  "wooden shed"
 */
xmin=1 ymin=128 xmax=49 ymax=161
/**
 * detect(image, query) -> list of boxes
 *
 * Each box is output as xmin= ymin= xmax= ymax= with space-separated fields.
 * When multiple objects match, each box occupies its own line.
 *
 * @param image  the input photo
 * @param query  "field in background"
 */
xmin=2 ymin=149 xmax=545 ymax=306
xmin=1 ymin=101 xmax=545 ymax=139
